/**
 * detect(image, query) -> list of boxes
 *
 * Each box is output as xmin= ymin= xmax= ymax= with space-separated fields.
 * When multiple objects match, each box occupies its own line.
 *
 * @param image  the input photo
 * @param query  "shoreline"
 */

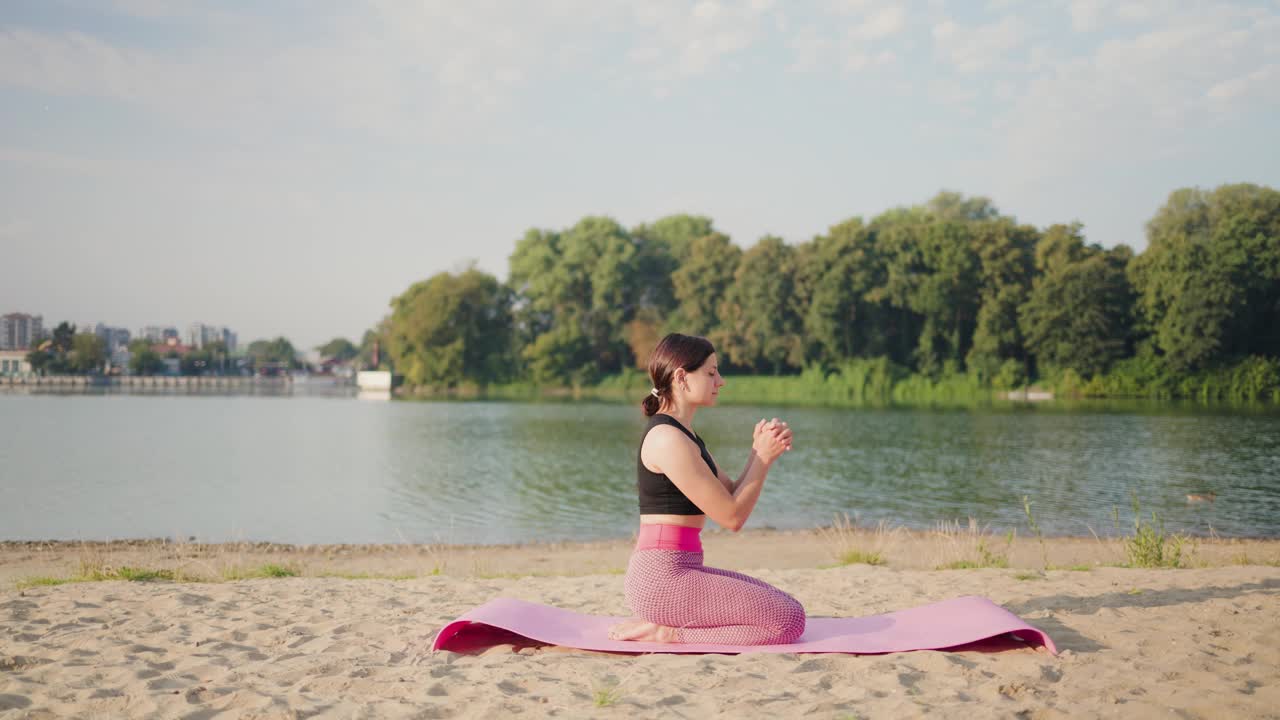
xmin=5 ymin=525 xmax=1278 ymax=587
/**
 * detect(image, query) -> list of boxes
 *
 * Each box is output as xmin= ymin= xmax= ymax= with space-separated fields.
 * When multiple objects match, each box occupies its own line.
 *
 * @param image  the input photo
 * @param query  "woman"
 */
xmin=607 ymin=333 xmax=806 ymax=645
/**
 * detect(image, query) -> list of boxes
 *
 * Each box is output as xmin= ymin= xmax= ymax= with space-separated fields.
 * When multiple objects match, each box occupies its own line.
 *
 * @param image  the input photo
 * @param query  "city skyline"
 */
xmin=3 ymin=1 xmax=1278 ymax=350
xmin=0 ymin=312 xmax=247 ymax=354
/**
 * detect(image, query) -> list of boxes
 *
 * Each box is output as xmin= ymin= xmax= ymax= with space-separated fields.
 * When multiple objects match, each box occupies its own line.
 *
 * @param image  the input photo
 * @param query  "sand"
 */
xmin=2 ymin=534 xmax=1279 ymax=719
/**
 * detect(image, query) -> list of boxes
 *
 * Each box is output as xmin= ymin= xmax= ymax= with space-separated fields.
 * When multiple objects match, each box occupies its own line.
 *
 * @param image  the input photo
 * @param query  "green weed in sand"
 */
xmin=1124 ymin=494 xmax=1186 ymax=568
xmin=14 ymin=576 xmax=73 ymax=589
xmin=221 ymin=564 xmax=302 ymax=580
xmin=590 ymin=675 xmax=626 ymax=708
xmin=111 ymin=567 xmax=176 ymax=582
xmin=817 ymin=513 xmax=894 ymax=568
xmin=836 ymin=549 xmax=887 ymax=566
xmin=1022 ymin=496 xmax=1050 ymax=570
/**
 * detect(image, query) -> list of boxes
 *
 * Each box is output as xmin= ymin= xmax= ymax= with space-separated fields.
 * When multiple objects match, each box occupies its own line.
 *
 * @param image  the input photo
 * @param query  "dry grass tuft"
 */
xmin=931 ymin=518 xmax=1013 ymax=570
xmin=816 ymin=513 xmax=900 ymax=567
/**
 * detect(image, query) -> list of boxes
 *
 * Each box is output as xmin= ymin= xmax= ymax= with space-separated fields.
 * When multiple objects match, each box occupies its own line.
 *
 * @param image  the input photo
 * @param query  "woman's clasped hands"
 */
xmin=752 ymin=417 xmax=793 ymax=465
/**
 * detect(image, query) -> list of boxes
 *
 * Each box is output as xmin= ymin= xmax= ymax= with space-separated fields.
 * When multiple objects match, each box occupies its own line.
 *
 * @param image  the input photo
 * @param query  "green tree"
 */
xmin=966 ymin=218 xmax=1038 ymax=384
xmin=384 ymin=266 xmax=514 ymax=387
xmin=316 ymin=338 xmax=359 ymax=362
xmin=508 ymin=217 xmax=646 ymax=382
xmin=180 ymin=350 xmax=209 ymax=376
xmin=793 ymin=218 xmax=887 ymax=367
xmin=717 ymin=236 xmax=802 ymax=373
xmin=358 ymin=322 xmax=390 ymax=371
xmin=927 ymin=190 xmax=1000 ymax=223
xmin=669 ymin=232 xmax=741 ymax=339
xmin=631 ymin=214 xmax=715 ymax=266
xmin=1019 ymin=224 xmax=1135 ymax=377
xmin=870 ymin=200 xmax=983 ymax=375
xmin=26 ymin=322 xmax=77 ymax=374
xmin=69 ymin=333 xmax=107 ymax=374
xmin=1130 ymin=183 xmax=1280 ymax=370
xmin=507 ymin=228 xmax=562 ymax=366
xmin=126 ymin=339 xmax=165 ymax=376
xmin=247 ymin=337 xmax=300 ymax=369
xmin=629 ymin=214 xmax=718 ymax=354
xmin=25 ymin=347 xmax=52 ymax=374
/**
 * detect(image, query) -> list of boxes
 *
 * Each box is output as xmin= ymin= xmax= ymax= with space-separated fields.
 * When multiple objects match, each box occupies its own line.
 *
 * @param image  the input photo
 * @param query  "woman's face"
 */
xmin=679 ymin=352 xmax=726 ymax=407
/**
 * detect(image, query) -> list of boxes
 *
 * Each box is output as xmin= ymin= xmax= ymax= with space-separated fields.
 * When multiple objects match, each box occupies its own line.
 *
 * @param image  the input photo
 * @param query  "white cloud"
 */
xmin=693 ymin=1 xmax=723 ymax=21
xmin=1068 ymin=0 xmax=1104 ymax=31
xmin=796 ymin=1 xmax=910 ymax=73
xmin=1207 ymin=63 xmax=1280 ymax=105
xmin=852 ymin=6 xmax=907 ymax=39
xmin=932 ymin=16 xmax=1027 ymax=73
xmin=787 ymin=24 xmax=830 ymax=72
xmin=844 ymin=49 xmax=897 ymax=72
xmin=623 ymin=0 xmax=777 ymax=77
xmin=992 ymin=2 xmax=1280 ymax=186
xmin=0 ymin=2 xmax=773 ymax=138
xmin=1069 ymin=0 xmax=1182 ymax=32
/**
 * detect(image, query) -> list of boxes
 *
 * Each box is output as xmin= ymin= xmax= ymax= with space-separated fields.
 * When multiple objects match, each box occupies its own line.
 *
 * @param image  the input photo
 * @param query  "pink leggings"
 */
xmin=624 ymin=524 xmax=806 ymax=645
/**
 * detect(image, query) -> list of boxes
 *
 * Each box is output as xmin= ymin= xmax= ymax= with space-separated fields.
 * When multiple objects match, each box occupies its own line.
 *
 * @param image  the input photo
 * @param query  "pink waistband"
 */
xmin=635 ymin=523 xmax=703 ymax=552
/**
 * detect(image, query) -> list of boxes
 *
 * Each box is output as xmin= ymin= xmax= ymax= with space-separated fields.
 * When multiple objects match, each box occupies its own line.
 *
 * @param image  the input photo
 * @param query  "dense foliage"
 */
xmin=25 ymin=322 xmax=107 ymax=375
xmin=369 ymin=184 xmax=1280 ymax=401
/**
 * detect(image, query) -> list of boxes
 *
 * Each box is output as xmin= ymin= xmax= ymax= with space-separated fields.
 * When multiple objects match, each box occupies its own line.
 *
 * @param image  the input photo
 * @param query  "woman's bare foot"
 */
xmin=607 ymin=618 xmax=680 ymax=643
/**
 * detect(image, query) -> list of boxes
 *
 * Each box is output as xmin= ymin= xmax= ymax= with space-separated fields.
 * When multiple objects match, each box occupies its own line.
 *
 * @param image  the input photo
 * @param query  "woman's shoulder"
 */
xmin=640 ymin=424 xmax=699 ymax=474
xmin=642 ymin=420 xmax=696 ymax=448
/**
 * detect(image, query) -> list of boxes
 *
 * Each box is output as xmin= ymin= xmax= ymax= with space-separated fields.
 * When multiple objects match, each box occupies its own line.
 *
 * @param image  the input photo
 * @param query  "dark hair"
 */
xmin=642 ymin=333 xmax=716 ymax=417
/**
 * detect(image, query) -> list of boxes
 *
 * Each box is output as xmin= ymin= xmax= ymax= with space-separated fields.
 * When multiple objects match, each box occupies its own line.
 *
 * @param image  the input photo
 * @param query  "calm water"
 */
xmin=2 ymin=393 xmax=1278 ymax=545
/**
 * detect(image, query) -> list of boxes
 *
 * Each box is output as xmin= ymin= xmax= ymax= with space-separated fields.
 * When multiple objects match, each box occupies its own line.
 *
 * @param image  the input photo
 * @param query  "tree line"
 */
xmin=370 ymin=183 xmax=1280 ymax=399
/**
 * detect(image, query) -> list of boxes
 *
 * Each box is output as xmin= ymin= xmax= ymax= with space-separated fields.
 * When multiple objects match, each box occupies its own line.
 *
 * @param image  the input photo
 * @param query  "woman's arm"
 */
xmin=712 ymin=453 xmax=754 ymax=494
xmin=710 ymin=419 xmax=789 ymax=494
xmin=723 ymin=420 xmax=792 ymax=528
xmin=647 ymin=423 xmax=789 ymax=532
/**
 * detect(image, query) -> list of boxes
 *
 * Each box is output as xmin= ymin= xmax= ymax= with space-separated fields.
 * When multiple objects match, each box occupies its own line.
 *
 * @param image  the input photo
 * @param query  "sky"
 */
xmin=1 ymin=0 xmax=1278 ymax=352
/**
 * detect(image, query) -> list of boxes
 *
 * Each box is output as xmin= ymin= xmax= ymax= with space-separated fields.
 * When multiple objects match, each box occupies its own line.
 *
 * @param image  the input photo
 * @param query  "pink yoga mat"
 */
xmin=433 ymin=596 xmax=1056 ymax=655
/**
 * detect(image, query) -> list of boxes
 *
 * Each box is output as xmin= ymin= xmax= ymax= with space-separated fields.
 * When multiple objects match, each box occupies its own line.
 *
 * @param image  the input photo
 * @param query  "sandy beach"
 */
xmin=3 ymin=531 xmax=1279 ymax=719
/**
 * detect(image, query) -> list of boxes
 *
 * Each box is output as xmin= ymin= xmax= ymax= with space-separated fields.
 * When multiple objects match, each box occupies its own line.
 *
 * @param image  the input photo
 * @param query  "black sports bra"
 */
xmin=637 ymin=413 xmax=719 ymax=515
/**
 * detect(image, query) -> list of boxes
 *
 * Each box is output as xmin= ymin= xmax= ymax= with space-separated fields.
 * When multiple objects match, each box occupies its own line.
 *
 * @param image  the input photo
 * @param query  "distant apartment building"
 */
xmin=93 ymin=323 xmax=132 ymax=351
xmin=0 ymin=349 xmax=33 ymax=376
xmin=109 ymin=345 xmax=131 ymax=369
xmin=0 ymin=313 xmax=43 ymax=350
xmin=140 ymin=326 xmax=180 ymax=343
xmin=187 ymin=323 xmax=238 ymax=352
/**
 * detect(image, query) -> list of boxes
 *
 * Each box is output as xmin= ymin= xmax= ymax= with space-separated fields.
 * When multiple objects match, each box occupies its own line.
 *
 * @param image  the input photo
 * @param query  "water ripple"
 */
xmin=1 ymin=395 xmax=1278 ymax=544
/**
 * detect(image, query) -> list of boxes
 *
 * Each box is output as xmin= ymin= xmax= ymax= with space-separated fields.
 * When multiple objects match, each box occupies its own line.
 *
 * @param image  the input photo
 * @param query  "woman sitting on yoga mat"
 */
xmin=608 ymin=333 xmax=805 ymax=645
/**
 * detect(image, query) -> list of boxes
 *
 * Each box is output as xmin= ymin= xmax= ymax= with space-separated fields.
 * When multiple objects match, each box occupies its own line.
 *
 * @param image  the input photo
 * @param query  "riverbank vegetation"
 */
xmin=367 ymin=183 xmax=1279 ymax=404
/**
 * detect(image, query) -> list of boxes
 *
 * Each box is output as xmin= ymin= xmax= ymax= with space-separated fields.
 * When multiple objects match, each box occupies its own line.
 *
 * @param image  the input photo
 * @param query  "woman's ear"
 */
xmin=676 ymin=368 xmax=693 ymax=392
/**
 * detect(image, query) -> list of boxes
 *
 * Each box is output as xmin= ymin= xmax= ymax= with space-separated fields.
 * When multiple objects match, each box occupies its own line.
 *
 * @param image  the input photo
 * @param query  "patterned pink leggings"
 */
xmin=624 ymin=548 xmax=807 ymax=645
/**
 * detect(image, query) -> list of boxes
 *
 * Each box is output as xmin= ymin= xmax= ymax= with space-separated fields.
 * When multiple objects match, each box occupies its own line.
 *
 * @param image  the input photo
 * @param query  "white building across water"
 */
xmin=0 ymin=349 xmax=33 ymax=376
